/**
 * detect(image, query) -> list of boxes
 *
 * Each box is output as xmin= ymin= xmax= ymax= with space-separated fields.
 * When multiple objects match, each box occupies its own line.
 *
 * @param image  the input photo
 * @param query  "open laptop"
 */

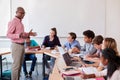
xmin=57 ymin=47 xmax=65 ymax=55
xmin=63 ymin=52 xmax=82 ymax=67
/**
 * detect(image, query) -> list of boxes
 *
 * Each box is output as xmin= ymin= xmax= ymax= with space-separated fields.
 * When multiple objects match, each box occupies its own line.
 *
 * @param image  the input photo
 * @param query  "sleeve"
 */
xmin=7 ymin=21 xmax=20 ymax=39
xmin=88 ymin=45 xmax=97 ymax=55
xmin=95 ymin=69 xmax=107 ymax=77
xmin=41 ymin=36 xmax=47 ymax=47
xmin=80 ymin=44 xmax=96 ymax=55
xmin=55 ymin=36 xmax=61 ymax=46
xmin=75 ymin=41 xmax=81 ymax=50
xmin=31 ymin=40 xmax=39 ymax=46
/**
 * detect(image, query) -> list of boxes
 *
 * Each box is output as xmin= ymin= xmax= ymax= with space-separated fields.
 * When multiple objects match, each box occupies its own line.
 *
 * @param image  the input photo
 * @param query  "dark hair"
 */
xmin=102 ymin=48 xmax=120 ymax=78
xmin=83 ymin=30 xmax=95 ymax=39
xmin=51 ymin=27 xmax=57 ymax=36
xmin=69 ymin=32 xmax=77 ymax=40
xmin=93 ymin=35 xmax=103 ymax=45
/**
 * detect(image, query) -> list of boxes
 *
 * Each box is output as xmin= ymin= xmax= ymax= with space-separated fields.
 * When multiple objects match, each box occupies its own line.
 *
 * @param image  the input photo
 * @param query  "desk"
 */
xmin=49 ymin=55 xmax=98 ymax=80
xmin=0 ymin=48 xmax=58 ymax=79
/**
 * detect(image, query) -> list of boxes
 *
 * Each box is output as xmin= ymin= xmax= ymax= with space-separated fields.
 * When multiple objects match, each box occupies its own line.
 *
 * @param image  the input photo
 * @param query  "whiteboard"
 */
xmin=1 ymin=0 xmax=106 ymax=37
xmin=0 ymin=0 xmax=10 ymax=36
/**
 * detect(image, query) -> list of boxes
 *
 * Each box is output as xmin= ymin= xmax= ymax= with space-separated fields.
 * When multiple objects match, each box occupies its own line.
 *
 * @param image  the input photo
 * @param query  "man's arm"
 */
xmin=7 ymin=21 xmax=20 ymax=39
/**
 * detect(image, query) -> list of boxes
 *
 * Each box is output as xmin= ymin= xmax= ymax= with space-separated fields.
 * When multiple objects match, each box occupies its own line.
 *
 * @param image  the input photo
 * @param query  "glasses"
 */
xmin=18 ymin=11 xmax=25 ymax=14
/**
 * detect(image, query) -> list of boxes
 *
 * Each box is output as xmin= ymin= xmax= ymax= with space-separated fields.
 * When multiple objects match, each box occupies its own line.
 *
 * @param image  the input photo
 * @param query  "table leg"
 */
xmin=42 ymin=54 xmax=45 ymax=79
xmin=0 ymin=55 xmax=2 ymax=79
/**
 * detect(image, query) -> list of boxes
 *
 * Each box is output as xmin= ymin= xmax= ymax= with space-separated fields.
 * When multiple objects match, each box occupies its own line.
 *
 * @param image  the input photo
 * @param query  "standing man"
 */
xmin=7 ymin=7 xmax=36 ymax=80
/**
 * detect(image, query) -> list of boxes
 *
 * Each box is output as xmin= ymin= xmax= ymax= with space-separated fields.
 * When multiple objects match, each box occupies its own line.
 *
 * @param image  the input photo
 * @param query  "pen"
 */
xmin=81 ymin=69 xmax=85 ymax=74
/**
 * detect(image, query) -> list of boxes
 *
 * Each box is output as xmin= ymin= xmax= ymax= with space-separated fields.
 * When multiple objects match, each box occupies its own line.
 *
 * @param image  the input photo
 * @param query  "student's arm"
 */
xmin=81 ymin=69 xmax=107 ymax=79
xmin=41 ymin=36 xmax=47 ymax=49
xmin=55 ymin=36 xmax=61 ymax=46
xmin=70 ymin=41 xmax=81 ymax=53
xmin=81 ymin=74 xmax=96 ymax=79
xmin=27 ymin=40 xmax=40 ymax=49
xmin=81 ymin=44 xmax=96 ymax=56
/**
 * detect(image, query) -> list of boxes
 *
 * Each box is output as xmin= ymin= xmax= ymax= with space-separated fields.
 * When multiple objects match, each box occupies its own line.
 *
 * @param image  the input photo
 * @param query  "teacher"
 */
xmin=7 ymin=7 xmax=36 ymax=80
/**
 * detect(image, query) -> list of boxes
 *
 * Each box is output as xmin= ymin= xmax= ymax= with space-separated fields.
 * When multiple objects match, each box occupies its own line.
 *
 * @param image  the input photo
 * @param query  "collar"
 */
xmin=15 ymin=16 xmax=21 ymax=22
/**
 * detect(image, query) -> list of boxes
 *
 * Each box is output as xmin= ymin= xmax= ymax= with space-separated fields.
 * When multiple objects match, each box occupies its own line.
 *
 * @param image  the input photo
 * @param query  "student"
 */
xmin=7 ymin=7 xmax=36 ymax=80
xmin=80 ymin=30 xmax=96 ymax=58
xmin=23 ymin=37 xmax=40 ymax=77
xmin=80 ymin=37 xmax=119 ymax=79
xmin=41 ymin=27 xmax=61 ymax=74
xmin=98 ymin=37 xmax=119 ymax=71
xmin=102 ymin=37 xmax=119 ymax=56
xmin=81 ymin=48 xmax=120 ymax=80
xmin=84 ymin=35 xmax=103 ymax=62
xmin=42 ymin=27 xmax=61 ymax=48
xmin=101 ymin=48 xmax=120 ymax=80
xmin=63 ymin=32 xmax=81 ymax=54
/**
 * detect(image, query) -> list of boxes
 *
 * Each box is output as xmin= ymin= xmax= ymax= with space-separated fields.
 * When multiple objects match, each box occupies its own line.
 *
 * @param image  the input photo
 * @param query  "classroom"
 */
xmin=0 ymin=0 xmax=120 ymax=80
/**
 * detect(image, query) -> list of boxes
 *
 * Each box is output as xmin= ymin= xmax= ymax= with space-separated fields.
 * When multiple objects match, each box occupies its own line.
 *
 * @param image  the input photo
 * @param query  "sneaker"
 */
xmin=24 ymin=72 xmax=29 ymax=78
xmin=29 ymin=71 xmax=32 ymax=77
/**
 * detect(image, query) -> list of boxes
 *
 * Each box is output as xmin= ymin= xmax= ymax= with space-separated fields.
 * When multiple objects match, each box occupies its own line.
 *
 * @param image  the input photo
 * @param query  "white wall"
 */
xmin=106 ymin=0 xmax=120 ymax=53
xmin=0 ymin=0 xmax=106 ymax=37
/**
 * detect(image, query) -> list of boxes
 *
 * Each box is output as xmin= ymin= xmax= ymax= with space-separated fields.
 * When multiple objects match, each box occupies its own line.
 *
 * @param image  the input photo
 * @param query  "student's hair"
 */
xmin=69 ymin=32 xmax=77 ymax=40
xmin=102 ymin=48 xmax=120 ymax=78
xmin=83 ymin=30 xmax=95 ymax=39
xmin=104 ymin=37 xmax=119 ymax=55
xmin=93 ymin=35 xmax=103 ymax=45
xmin=51 ymin=27 xmax=57 ymax=36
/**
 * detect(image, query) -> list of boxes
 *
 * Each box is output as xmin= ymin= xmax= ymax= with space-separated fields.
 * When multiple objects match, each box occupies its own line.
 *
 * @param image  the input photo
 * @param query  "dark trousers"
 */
xmin=44 ymin=55 xmax=55 ymax=68
xmin=22 ymin=54 xmax=37 ymax=73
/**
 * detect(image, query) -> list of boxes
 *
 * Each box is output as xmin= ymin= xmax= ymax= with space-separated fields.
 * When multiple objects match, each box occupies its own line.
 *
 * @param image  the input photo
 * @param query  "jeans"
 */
xmin=22 ymin=54 xmax=37 ymax=73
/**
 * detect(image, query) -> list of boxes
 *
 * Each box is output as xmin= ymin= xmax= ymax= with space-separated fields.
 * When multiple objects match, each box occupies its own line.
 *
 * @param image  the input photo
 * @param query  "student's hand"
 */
xmin=71 ymin=56 xmax=81 ymax=61
xmin=80 ymin=74 xmax=95 ymax=79
xmin=72 ymin=47 xmax=80 ymax=53
xmin=80 ymin=74 xmax=89 ymax=79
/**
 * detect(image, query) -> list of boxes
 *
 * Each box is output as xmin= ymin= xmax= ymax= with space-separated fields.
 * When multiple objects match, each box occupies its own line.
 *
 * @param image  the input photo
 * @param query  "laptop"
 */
xmin=63 ymin=52 xmax=82 ymax=67
xmin=57 ymin=47 xmax=65 ymax=55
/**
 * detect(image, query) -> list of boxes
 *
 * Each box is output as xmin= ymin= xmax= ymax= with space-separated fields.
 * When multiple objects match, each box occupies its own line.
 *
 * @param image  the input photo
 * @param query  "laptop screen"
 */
xmin=63 ymin=52 xmax=72 ymax=66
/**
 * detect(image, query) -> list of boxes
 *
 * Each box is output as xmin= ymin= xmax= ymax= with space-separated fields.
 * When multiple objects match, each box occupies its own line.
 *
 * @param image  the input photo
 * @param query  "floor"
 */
xmin=2 ymin=62 xmax=47 ymax=80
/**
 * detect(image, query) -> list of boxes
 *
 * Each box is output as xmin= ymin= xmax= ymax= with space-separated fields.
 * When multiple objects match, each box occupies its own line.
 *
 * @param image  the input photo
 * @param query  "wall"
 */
xmin=0 ymin=0 xmax=106 ymax=37
xmin=106 ymin=0 xmax=120 ymax=53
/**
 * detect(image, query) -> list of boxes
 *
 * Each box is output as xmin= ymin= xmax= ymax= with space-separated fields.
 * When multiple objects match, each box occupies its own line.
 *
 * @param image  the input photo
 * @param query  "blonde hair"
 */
xmin=104 ymin=37 xmax=119 ymax=55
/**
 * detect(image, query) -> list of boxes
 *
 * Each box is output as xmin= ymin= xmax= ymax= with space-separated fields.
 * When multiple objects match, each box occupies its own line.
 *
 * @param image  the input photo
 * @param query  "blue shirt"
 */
xmin=80 ymin=43 xmax=96 ymax=56
xmin=25 ymin=40 xmax=39 ymax=56
xmin=30 ymin=40 xmax=39 ymax=47
xmin=64 ymin=40 xmax=81 ymax=51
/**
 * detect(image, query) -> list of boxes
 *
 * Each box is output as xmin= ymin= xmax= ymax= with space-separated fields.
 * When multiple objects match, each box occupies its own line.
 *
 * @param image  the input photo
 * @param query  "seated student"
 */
xmin=63 ymin=32 xmax=81 ymax=54
xmin=23 ymin=37 xmax=40 ymax=77
xmin=80 ymin=30 xmax=96 ymax=58
xmin=84 ymin=37 xmax=119 ymax=69
xmin=84 ymin=35 xmax=103 ymax=62
xmin=81 ymin=48 xmax=120 ymax=80
xmin=41 ymin=27 xmax=61 ymax=73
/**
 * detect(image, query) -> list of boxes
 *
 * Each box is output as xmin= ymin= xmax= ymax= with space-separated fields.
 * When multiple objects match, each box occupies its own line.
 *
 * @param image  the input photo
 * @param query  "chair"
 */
xmin=23 ymin=55 xmax=39 ymax=76
xmin=2 ymin=57 xmax=11 ymax=80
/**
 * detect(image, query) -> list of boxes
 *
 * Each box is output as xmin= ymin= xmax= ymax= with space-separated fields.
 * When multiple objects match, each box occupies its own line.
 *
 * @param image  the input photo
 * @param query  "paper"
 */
xmin=79 ymin=67 xmax=98 ymax=74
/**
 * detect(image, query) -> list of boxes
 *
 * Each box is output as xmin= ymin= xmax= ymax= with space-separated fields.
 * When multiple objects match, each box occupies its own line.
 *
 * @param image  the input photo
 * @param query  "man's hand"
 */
xmin=29 ymin=32 xmax=37 ymax=36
